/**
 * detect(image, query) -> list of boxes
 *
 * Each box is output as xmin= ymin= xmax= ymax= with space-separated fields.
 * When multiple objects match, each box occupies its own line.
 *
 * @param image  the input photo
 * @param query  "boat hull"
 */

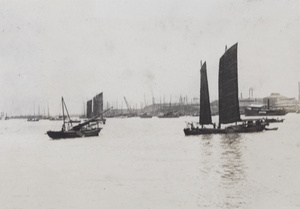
xmin=158 ymin=115 xmax=179 ymax=118
xmin=224 ymin=124 xmax=265 ymax=133
xmin=184 ymin=124 xmax=266 ymax=135
xmin=184 ymin=128 xmax=225 ymax=135
xmin=139 ymin=116 xmax=153 ymax=118
xmin=47 ymin=128 xmax=101 ymax=139
xmin=265 ymin=118 xmax=284 ymax=123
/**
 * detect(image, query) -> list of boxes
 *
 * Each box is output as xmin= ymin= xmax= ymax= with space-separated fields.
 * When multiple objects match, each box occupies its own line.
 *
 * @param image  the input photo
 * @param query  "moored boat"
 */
xmin=46 ymin=97 xmax=102 ymax=140
xmin=264 ymin=117 xmax=284 ymax=123
xmin=139 ymin=113 xmax=152 ymax=118
xmin=158 ymin=112 xmax=180 ymax=118
xmin=0 ymin=113 xmax=9 ymax=120
xmin=27 ymin=117 xmax=40 ymax=122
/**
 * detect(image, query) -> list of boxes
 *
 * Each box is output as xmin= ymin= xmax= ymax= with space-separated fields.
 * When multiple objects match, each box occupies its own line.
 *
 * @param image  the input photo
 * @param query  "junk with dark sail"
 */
xmin=184 ymin=43 xmax=271 ymax=135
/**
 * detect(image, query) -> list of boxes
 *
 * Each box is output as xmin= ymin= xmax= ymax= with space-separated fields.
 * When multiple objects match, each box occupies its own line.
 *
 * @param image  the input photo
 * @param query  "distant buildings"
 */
xmin=141 ymin=92 xmax=298 ymax=116
xmin=103 ymin=90 xmax=300 ymax=117
xmin=263 ymin=93 xmax=297 ymax=112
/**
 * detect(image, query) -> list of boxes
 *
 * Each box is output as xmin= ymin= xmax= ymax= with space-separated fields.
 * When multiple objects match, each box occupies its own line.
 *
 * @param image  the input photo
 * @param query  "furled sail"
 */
xmin=199 ymin=62 xmax=212 ymax=125
xmin=218 ymin=43 xmax=241 ymax=124
xmin=93 ymin=92 xmax=103 ymax=119
xmin=86 ymin=100 xmax=93 ymax=118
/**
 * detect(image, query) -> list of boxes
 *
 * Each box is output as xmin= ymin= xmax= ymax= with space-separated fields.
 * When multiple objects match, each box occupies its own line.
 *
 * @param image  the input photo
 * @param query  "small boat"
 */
xmin=184 ymin=43 xmax=268 ymax=135
xmin=49 ymin=115 xmax=65 ymax=121
xmin=139 ymin=113 xmax=152 ymax=118
xmin=0 ymin=113 xmax=9 ymax=120
xmin=46 ymin=97 xmax=102 ymax=140
xmin=264 ymin=118 xmax=284 ymax=123
xmin=69 ymin=119 xmax=81 ymax=123
xmin=158 ymin=112 xmax=180 ymax=118
xmin=27 ymin=117 xmax=40 ymax=122
xmin=265 ymin=127 xmax=278 ymax=131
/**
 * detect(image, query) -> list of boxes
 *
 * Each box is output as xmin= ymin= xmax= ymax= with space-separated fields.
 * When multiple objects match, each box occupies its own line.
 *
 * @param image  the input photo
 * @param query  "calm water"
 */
xmin=0 ymin=114 xmax=299 ymax=209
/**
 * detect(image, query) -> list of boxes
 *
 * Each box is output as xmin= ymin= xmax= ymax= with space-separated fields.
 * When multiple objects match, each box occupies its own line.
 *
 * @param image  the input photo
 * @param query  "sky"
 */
xmin=0 ymin=0 xmax=299 ymax=116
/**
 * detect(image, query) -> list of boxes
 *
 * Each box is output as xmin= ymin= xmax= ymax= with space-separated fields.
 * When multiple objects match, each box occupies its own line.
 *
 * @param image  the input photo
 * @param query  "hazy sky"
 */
xmin=0 ymin=0 xmax=299 ymax=115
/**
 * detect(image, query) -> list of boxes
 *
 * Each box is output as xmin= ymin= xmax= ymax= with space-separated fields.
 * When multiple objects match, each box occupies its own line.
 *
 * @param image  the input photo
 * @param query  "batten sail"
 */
xmin=199 ymin=62 xmax=212 ymax=125
xmin=93 ymin=92 xmax=103 ymax=119
xmin=218 ymin=43 xmax=241 ymax=124
xmin=86 ymin=100 xmax=93 ymax=118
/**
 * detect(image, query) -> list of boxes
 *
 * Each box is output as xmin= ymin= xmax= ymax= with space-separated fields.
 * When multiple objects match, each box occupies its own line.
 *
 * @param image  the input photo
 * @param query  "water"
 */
xmin=0 ymin=114 xmax=299 ymax=209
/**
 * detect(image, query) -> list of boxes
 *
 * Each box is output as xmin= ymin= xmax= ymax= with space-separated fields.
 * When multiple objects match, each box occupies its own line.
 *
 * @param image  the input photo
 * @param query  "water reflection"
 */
xmin=219 ymin=133 xmax=247 ymax=208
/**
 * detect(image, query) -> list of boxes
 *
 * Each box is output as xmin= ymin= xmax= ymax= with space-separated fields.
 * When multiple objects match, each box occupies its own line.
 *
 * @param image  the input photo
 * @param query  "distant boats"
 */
xmin=139 ymin=113 xmax=153 ymax=118
xmin=158 ymin=112 xmax=180 ymax=118
xmin=184 ymin=43 xmax=269 ymax=135
xmin=46 ymin=97 xmax=102 ymax=140
xmin=27 ymin=117 xmax=40 ymax=122
xmin=0 ymin=112 xmax=9 ymax=120
xmin=264 ymin=117 xmax=284 ymax=123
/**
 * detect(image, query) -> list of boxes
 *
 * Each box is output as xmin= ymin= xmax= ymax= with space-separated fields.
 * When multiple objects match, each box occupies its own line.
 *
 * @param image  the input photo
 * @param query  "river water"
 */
xmin=0 ymin=114 xmax=299 ymax=209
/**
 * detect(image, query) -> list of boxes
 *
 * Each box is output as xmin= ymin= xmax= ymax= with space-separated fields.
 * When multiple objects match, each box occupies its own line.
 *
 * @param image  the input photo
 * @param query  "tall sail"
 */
xmin=93 ymin=92 xmax=103 ymax=118
xmin=86 ymin=100 xmax=93 ymax=118
xmin=218 ymin=43 xmax=241 ymax=124
xmin=199 ymin=62 xmax=212 ymax=124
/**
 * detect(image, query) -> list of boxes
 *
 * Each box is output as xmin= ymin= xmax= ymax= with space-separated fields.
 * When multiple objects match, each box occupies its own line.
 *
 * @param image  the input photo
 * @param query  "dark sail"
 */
xmin=199 ymin=62 xmax=212 ymax=125
xmin=218 ymin=43 xmax=241 ymax=124
xmin=86 ymin=100 xmax=93 ymax=118
xmin=93 ymin=92 xmax=103 ymax=119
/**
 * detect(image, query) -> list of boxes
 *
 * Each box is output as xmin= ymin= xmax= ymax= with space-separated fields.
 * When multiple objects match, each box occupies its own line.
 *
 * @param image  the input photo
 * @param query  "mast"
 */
xmin=47 ymin=104 xmax=49 ymax=118
xmin=218 ymin=43 xmax=241 ymax=125
xmin=62 ymin=97 xmax=65 ymax=130
xmin=199 ymin=61 xmax=212 ymax=125
xmin=62 ymin=97 xmax=72 ymax=127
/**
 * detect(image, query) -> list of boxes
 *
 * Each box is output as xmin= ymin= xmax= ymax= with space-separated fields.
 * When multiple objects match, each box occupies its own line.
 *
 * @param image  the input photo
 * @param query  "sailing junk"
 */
xmin=47 ymin=97 xmax=102 ymax=139
xmin=184 ymin=43 xmax=268 ymax=135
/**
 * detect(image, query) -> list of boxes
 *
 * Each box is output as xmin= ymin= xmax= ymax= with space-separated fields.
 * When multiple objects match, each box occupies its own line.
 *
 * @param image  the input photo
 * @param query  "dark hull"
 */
xmin=47 ymin=128 xmax=101 ymax=139
xmin=225 ymin=124 xmax=265 ymax=133
xmin=139 ymin=115 xmax=153 ymax=118
xmin=184 ymin=128 xmax=225 ymax=135
xmin=245 ymin=109 xmax=286 ymax=116
xmin=158 ymin=115 xmax=179 ymax=118
xmin=184 ymin=124 xmax=266 ymax=135
xmin=265 ymin=127 xmax=278 ymax=131
xmin=265 ymin=118 xmax=284 ymax=123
